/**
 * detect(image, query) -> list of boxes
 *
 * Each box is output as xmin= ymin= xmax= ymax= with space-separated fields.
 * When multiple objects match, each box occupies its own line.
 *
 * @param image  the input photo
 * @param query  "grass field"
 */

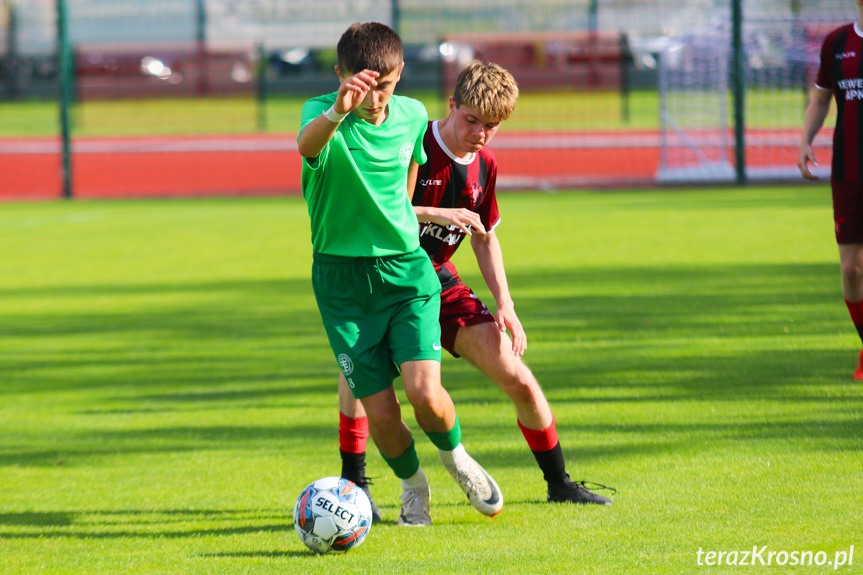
xmin=0 ymin=91 xmax=645 ymax=137
xmin=0 ymin=89 xmax=831 ymax=137
xmin=1 ymin=186 xmax=862 ymax=575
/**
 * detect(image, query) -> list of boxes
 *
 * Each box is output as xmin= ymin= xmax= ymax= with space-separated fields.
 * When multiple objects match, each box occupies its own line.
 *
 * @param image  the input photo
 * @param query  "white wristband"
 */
xmin=322 ymin=104 xmax=348 ymax=123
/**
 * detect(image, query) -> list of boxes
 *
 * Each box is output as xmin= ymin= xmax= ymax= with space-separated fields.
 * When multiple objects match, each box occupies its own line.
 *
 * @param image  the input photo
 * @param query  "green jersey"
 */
xmin=299 ymin=93 xmax=429 ymax=257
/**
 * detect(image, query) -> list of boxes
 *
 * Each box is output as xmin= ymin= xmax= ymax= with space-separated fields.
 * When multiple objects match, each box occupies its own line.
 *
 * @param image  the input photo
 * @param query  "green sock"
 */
xmin=424 ymin=416 xmax=462 ymax=451
xmin=379 ymin=439 xmax=421 ymax=479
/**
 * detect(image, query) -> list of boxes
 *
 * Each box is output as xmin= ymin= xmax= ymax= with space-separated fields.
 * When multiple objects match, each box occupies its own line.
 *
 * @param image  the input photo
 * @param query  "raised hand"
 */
xmin=334 ymin=69 xmax=380 ymax=115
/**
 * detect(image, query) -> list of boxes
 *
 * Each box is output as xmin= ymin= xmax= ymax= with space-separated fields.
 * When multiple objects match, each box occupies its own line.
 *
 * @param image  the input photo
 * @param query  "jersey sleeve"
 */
xmin=413 ymin=106 xmax=429 ymax=166
xmin=815 ymin=32 xmax=833 ymax=91
xmin=478 ymin=153 xmax=501 ymax=232
xmin=298 ymin=95 xmax=335 ymax=170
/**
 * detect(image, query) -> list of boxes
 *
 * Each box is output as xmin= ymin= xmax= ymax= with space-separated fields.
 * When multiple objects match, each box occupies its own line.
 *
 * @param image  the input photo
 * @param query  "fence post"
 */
xmin=6 ymin=0 xmax=19 ymax=99
xmin=391 ymin=0 xmax=400 ymax=35
xmin=256 ymin=42 xmax=267 ymax=132
xmin=57 ymin=0 xmax=73 ymax=199
xmin=588 ymin=0 xmax=598 ymax=34
xmin=731 ymin=0 xmax=746 ymax=184
xmin=195 ymin=0 xmax=209 ymax=96
xmin=620 ymin=32 xmax=630 ymax=124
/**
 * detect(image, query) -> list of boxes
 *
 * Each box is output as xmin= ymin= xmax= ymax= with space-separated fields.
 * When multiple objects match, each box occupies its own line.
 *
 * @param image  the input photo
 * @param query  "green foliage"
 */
xmin=1 ymin=187 xmax=861 ymax=574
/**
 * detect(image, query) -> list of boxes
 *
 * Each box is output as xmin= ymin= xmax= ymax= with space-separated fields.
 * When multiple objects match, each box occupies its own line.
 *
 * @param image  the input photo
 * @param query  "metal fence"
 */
xmin=0 ymin=0 xmax=854 ymax=199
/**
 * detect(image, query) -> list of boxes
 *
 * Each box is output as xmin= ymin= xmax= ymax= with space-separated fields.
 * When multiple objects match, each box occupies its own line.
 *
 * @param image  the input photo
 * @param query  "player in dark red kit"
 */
xmin=337 ymin=61 xmax=614 ymax=522
xmin=799 ymin=0 xmax=863 ymax=379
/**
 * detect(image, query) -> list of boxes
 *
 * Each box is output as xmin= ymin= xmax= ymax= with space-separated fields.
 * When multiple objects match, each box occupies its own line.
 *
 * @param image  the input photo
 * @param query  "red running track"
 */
xmin=0 ymin=131 xmax=828 ymax=200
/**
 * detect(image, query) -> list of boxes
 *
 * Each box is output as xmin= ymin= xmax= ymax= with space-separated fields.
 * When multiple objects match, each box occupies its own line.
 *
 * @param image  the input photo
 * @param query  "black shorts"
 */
xmin=833 ymin=180 xmax=863 ymax=244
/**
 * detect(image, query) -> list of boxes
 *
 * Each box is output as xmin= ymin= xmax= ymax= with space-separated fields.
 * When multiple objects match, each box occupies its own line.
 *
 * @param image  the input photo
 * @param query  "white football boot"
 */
xmin=397 ymin=469 xmax=432 ymax=526
xmin=439 ymin=444 xmax=503 ymax=517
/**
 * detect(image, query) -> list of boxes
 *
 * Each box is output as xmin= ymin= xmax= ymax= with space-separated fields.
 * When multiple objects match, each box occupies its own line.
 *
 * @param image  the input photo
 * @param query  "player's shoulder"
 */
xmin=823 ymin=22 xmax=856 ymax=46
xmin=302 ymin=92 xmax=337 ymax=112
xmin=478 ymin=145 xmax=498 ymax=167
xmin=392 ymin=94 xmax=429 ymax=118
xmin=300 ymin=92 xmax=338 ymax=130
xmin=391 ymin=93 xmax=425 ymax=108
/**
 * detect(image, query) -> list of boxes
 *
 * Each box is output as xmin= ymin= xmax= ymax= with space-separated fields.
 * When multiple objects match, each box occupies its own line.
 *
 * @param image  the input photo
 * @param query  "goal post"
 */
xmin=657 ymin=12 xmax=847 ymax=184
xmin=657 ymin=24 xmax=736 ymax=184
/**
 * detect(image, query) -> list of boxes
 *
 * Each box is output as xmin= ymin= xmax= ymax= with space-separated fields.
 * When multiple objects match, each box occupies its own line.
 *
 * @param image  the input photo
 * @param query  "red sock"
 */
xmin=339 ymin=413 xmax=369 ymax=454
xmin=846 ymin=299 xmax=863 ymax=324
xmin=518 ymin=417 xmax=559 ymax=452
xmin=845 ymin=299 xmax=863 ymax=345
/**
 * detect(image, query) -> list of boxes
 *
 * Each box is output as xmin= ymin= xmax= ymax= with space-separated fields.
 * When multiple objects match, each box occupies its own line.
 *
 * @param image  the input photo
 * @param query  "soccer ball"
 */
xmin=293 ymin=476 xmax=373 ymax=554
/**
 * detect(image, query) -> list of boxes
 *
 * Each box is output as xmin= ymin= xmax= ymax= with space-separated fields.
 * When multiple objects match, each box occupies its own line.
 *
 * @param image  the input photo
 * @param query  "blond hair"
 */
xmin=453 ymin=60 xmax=519 ymax=121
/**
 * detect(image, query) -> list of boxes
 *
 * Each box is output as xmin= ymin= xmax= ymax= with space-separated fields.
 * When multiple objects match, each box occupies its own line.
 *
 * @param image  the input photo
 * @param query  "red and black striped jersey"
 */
xmin=412 ymin=120 xmax=501 ymax=290
xmin=816 ymin=22 xmax=863 ymax=182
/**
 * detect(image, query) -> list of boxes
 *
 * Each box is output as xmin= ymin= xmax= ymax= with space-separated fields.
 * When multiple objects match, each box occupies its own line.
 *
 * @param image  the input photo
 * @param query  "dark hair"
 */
xmin=336 ymin=22 xmax=403 ymax=76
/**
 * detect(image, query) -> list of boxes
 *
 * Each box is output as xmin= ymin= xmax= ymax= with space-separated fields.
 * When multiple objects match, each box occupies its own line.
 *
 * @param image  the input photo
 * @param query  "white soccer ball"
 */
xmin=293 ymin=476 xmax=373 ymax=554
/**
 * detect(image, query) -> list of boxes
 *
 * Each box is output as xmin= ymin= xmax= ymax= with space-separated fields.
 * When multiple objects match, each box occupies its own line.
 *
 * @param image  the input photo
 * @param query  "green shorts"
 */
xmin=312 ymin=246 xmax=442 ymax=399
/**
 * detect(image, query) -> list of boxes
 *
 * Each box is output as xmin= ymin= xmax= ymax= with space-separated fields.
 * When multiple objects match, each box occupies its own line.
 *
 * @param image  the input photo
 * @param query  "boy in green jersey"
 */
xmin=337 ymin=61 xmax=615 ymax=515
xmin=298 ymin=22 xmax=503 ymax=526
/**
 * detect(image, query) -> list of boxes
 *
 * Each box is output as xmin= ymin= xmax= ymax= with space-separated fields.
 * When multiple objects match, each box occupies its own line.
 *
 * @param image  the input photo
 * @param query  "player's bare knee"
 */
xmin=362 ymin=396 xmax=401 ymax=428
xmin=405 ymin=383 xmax=445 ymax=413
xmin=367 ymin=409 xmax=402 ymax=433
xmin=498 ymin=372 xmax=540 ymax=405
xmin=842 ymin=262 xmax=863 ymax=283
xmin=842 ymin=260 xmax=863 ymax=285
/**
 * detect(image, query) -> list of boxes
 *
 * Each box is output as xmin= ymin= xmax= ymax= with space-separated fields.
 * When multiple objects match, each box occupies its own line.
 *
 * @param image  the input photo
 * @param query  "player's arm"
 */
xmin=470 ymin=230 xmax=526 ymax=356
xmin=407 ymin=160 xmax=420 ymax=201
xmin=798 ymin=87 xmax=833 ymax=181
xmin=297 ymin=69 xmax=380 ymax=158
xmin=414 ymin=206 xmax=487 ymax=237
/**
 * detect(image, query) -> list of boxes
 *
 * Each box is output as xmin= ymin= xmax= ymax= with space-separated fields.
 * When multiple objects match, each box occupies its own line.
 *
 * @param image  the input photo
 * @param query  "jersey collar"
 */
xmin=432 ymin=120 xmax=476 ymax=166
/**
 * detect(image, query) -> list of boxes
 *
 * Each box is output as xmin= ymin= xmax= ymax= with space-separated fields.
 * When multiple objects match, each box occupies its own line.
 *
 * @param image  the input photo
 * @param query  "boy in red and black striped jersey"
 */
xmin=338 ymin=61 xmax=614 ymax=518
xmin=799 ymin=0 xmax=863 ymax=379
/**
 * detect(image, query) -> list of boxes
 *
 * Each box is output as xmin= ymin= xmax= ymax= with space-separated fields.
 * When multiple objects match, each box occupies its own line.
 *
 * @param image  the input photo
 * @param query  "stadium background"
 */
xmin=0 ymin=0 xmax=854 ymax=200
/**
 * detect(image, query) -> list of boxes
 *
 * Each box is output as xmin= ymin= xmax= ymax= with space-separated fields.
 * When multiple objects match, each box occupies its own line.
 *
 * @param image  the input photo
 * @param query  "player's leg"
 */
xmin=335 ymin=369 xmax=425 ymax=527
xmin=337 ymin=373 xmax=380 ymax=522
xmin=398 ymin=359 xmax=454 ymax=431
xmin=453 ymin=322 xmax=611 ymax=505
xmin=832 ymin=182 xmax=863 ymax=378
xmin=454 ymin=322 xmax=552 ymax=428
xmin=356 ymin=386 xmax=411 ymax=457
xmin=356 ymin=383 xmax=432 ymax=526
xmin=341 ymin=368 xmax=430 ymax=527
xmin=838 ymin=243 xmax=863 ymax=379
xmin=399 ymin=359 xmax=503 ymax=517
xmin=384 ymin=248 xmax=502 ymax=517
xmin=312 ymin=251 xmax=428 ymax=525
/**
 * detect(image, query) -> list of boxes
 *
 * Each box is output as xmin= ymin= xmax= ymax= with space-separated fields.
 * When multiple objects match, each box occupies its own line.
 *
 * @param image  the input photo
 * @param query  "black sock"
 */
xmin=530 ymin=442 xmax=569 ymax=488
xmin=340 ymin=450 xmax=367 ymax=484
